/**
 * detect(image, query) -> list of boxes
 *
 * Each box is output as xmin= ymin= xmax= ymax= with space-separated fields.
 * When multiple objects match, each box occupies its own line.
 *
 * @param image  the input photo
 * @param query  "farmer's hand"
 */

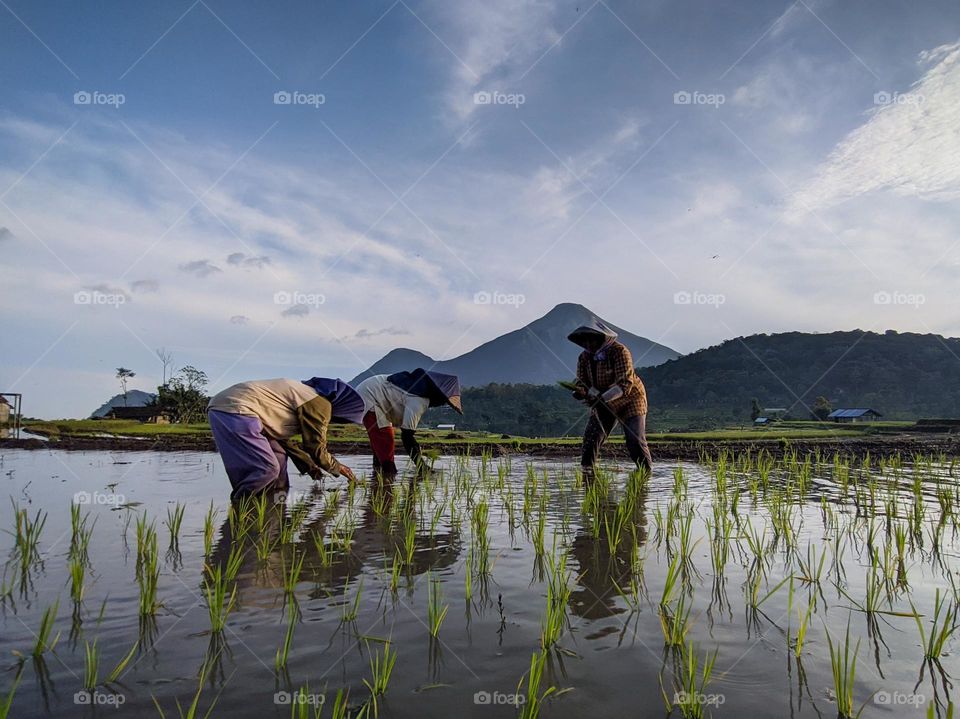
xmin=339 ymin=465 xmax=357 ymax=483
xmin=572 ymin=388 xmax=587 ymax=401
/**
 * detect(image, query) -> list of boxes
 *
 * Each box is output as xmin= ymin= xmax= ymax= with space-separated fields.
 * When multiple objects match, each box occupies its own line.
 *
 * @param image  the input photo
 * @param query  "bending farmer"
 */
xmin=355 ymin=369 xmax=462 ymax=475
xmin=568 ymin=319 xmax=653 ymax=473
xmin=207 ymin=377 xmax=364 ymax=498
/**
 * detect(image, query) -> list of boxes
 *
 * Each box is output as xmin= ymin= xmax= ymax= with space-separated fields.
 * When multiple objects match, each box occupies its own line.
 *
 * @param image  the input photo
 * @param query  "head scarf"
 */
xmin=567 ymin=318 xmax=619 ymax=361
xmin=386 ymin=369 xmax=463 ymax=414
xmin=301 ymin=377 xmax=365 ymax=424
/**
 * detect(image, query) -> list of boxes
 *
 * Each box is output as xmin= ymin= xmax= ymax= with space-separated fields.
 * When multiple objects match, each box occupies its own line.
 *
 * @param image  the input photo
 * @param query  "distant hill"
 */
xmin=352 ymin=303 xmax=680 ymax=386
xmin=424 ymin=329 xmax=960 ymax=434
xmin=90 ymin=390 xmax=157 ymax=418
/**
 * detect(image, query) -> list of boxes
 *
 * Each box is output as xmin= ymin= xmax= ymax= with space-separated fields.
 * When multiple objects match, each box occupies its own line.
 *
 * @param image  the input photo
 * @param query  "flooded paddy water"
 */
xmin=0 ymin=448 xmax=958 ymax=718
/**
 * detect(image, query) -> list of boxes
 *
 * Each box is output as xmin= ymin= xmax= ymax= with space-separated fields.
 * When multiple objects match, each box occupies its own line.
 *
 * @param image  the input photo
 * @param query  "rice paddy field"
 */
xmin=0 ymin=448 xmax=958 ymax=718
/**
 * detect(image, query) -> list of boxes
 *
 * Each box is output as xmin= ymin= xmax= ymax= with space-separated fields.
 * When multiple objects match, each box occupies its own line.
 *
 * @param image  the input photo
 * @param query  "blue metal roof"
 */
xmin=827 ymin=408 xmax=880 ymax=418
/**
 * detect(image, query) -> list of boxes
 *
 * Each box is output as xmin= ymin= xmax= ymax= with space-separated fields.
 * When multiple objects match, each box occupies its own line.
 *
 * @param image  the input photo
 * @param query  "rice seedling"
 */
xmin=275 ymin=594 xmax=298 ymax=671
xmin=151 ymin=657 xmax=220 ymax=718
xmin=138 ymin=524 xmax=161 ymax=616
xmin=281 ymin=550 xmax=305 ymax=595
xmin=540 ymin=549 xmax=571 ymax=648
xmin=825 ymin=619 xmax=862 ymax=719
xmin=32 ymin=600 xmax=60 ymax=656
xmin=516 ymin=651 xmax=556 ymax=719
xmin=69 ymin=555 xmax=86 ymax=603
xmin=911 ymin=589 xmax=959 ymax=662
xmin=83 ymin=638 xmax=100 ymax=691
xmin=203 ymin=563 xmax=236 ymax=633
xmin=202 ymin=502 xmax=218 ymax=556
xmin=164 ymin=503 xmax=185 ymax=547
xmin=0 ymin=665 xmax=22 ymax=719
xmin=8 ymin=499 xmax=46 ymax=570
xmin=68 ymin=502 xmax=95 ymax=564
xmin=661 ymin=641 xmax=718 ymax=719
xmin=363 ymin=640 xmax=397 ymax=716
xmin=427 ymin=573 xmax=449 ymax=637
xmin=342 ymin=579 xmax=364 ymax=622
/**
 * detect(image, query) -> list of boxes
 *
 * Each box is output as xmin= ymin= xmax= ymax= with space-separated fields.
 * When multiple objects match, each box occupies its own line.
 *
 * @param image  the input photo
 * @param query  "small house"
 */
xmin=754 ymin=417 xmax=770 ymax=426
xmin=827 ymin=408 xmax=882 ymax=423
xmin=105 ymin=406 xmax=169 ymax=424
xmin=0 ymin=397 xmax=9 ymax=425
xmin=436 ymin=424 xmax=456 ymax=431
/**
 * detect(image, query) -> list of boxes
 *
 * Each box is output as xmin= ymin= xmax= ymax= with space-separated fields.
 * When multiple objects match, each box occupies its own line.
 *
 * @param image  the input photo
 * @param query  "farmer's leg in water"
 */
xmin=580 ymin=405 xmax=618 ymax=469
xmin=621 ymin=414 xmax=653 ymax=472
xmin=363 ymin=411 xmax=397 ymax=475
xmin=209 ymin=410 xmax=285 ymax=499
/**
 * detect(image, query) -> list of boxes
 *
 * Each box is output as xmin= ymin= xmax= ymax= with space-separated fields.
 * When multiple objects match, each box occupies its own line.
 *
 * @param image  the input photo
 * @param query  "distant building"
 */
xmin=105 ymin=406 xmax=169 ymax=423
xmin=436 ymin=423 xmax=457 ymax=431
xmin=754 ymin=417 xmax=771 ymax=425
xmin=0 ymin=396 xmax=9 ymax=425
xmin=827 ymin=408 xmax=882 ymax=423
xmin=763 ymin=408 xmax=787 ymax=417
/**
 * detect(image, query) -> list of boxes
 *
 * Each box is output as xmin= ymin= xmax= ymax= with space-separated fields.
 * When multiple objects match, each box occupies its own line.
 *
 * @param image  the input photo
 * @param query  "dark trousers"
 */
xmin=580 ymin=408 xmax=652 ymax=471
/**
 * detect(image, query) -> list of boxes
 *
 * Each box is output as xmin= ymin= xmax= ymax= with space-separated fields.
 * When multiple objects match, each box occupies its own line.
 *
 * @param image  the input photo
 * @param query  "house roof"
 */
xmin=827 ymin=408 xmax=881 ymax=418
xmin=0 ymin=397 xmax=9 ymax=405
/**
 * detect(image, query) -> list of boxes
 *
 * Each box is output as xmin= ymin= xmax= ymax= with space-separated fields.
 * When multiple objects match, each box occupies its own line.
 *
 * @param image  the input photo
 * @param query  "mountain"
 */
xmin=351 ymin=303 xmax=680 ymax=387
xmin=424 ymin=329 xmax=960 ymax=434
xmin=90 ymin=390 xmax=157 ymax=418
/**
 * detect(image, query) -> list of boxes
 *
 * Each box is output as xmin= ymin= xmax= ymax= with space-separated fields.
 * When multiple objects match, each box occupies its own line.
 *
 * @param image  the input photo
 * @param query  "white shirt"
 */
xmin=356 ymin=375 xmax=431 ymax=430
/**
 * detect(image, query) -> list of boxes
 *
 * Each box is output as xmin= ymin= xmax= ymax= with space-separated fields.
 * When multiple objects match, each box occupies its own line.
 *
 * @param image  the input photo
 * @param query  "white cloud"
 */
xmin=788 ymin=41 xmax=960 ymax=215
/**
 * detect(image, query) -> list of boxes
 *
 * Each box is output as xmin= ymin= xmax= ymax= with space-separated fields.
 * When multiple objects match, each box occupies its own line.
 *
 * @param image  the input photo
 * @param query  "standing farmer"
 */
xmin=568 ymin=319 xmax=652 ymax=473
xmin=355 ymin=369 xmax=462 ymax=476
xmin=207 ymin=378 xmax=364 ymax=498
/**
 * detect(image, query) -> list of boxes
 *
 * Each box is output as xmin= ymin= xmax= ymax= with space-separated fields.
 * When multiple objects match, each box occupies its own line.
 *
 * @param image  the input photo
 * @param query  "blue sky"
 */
xmin=2 ymin=0 xmax=959 ymax=418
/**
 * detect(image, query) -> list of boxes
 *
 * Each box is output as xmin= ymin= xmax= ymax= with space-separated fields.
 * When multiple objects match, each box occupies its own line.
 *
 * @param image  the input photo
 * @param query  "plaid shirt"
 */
xmin=575 ymin=341 xmax=648 ymax=418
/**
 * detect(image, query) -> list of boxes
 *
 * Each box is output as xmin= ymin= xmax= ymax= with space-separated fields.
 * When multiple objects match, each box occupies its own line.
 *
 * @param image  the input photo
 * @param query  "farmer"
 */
xmin=355 ymin=369 xmax=462 ymax=476
xmin=207 ymin=377 xmax=364 ymax=498
xmin=568 ymin=319 xmax=653 ymax=473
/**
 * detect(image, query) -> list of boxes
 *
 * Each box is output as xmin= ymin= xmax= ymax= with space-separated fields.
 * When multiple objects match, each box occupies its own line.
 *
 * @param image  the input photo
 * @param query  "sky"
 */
xmin=1 ymin=0 xmax=959 ymax=418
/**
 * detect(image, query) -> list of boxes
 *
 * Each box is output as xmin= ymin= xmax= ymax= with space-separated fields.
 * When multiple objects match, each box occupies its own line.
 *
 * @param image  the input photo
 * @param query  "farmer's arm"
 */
xmin=573 ymin=352 xmax=590 ymax=399
xmin=600 ymin=344 xmax=635 ymax=402
xmin=400 ymin=397 xmax=430 ymax=465
xmin=291 ymin=396 xmax=342 ymax=478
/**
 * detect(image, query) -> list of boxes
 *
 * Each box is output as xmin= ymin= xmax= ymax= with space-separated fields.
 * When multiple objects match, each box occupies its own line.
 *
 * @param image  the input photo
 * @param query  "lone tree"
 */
xmin=158 ymin=365 xmax=209 ymax=423
xmin=750 ymin=398 xmax=762 ymax=422
xmin=155 ymin=347 xmax=175 ymax=386
xmin=812 ymin=396 xmax=832 ymax=421
xmin=116 ymin=368 xmax=136 ymax=406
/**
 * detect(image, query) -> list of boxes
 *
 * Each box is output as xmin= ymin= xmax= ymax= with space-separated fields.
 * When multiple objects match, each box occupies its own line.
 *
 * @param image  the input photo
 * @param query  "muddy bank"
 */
xmin=2 ymin=432 xmax=959 ymax=461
